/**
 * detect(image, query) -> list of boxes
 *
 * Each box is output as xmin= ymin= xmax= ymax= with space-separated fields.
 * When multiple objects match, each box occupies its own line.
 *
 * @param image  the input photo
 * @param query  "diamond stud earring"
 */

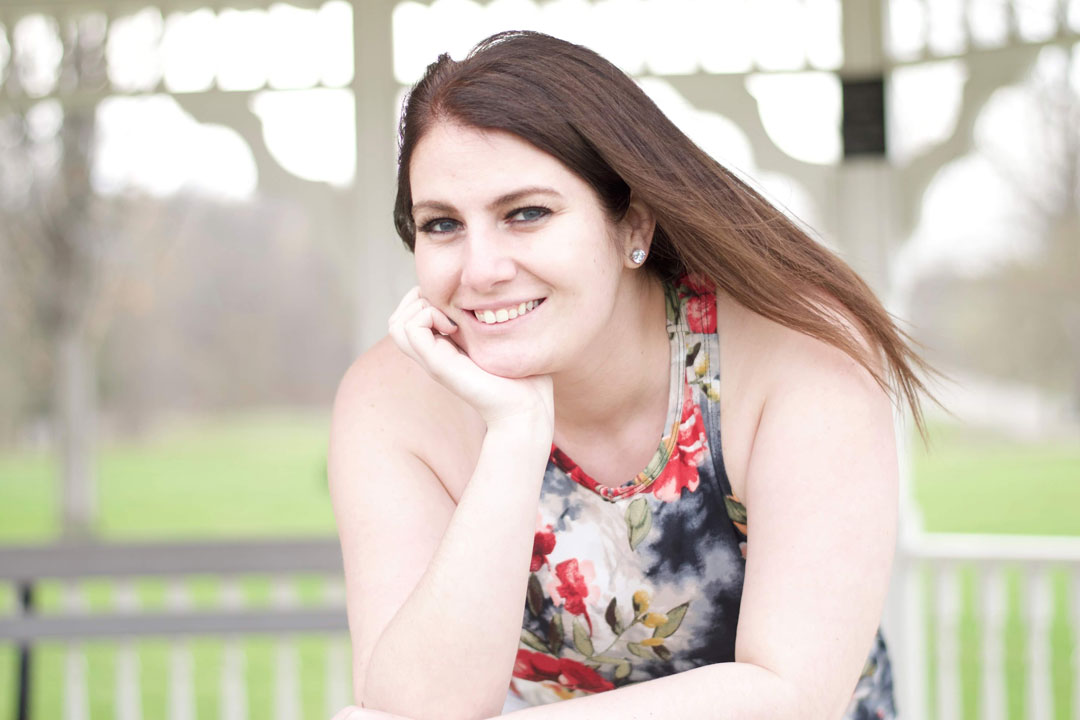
xmin=630 ymin=248 xmax=647 ymax=264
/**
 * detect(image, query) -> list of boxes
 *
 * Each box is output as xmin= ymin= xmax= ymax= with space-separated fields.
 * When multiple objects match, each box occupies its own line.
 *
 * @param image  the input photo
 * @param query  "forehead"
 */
xmin=409 ymin=122 xmax=589 ymax=206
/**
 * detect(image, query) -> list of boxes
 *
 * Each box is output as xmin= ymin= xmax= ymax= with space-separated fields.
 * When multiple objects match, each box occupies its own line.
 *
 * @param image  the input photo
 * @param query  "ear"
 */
xmin=618 ymin=196 xmax=657 ymax=269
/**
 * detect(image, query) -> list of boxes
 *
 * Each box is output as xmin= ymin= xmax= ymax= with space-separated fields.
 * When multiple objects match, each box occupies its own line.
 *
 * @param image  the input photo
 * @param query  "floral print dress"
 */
xmin=510 ymin=274 xmax=896 ymax=719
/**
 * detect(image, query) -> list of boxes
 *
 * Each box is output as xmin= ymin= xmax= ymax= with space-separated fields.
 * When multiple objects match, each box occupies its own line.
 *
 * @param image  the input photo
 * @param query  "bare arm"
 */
xmin=330 ymin=289 xmax=556 ymax=720
xmin=359 ymin=414 xmax=550 ymax=717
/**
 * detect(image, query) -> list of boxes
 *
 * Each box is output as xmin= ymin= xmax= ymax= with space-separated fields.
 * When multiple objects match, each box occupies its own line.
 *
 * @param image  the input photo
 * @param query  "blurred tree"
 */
xmin=0 ymin=14 xmax=131 ymax=537
xmin=911 ymin=51 xmax=1080 ymax=415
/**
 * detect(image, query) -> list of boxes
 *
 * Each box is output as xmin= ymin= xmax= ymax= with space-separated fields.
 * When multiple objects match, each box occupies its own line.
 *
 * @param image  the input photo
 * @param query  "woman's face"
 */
xmin=409 ymin=121 xmax=633 ymax=378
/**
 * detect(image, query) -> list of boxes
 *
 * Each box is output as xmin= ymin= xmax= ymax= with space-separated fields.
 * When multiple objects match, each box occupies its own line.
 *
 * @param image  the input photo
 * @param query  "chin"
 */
xmin=470 ymin=351 xmax=547 ymax=379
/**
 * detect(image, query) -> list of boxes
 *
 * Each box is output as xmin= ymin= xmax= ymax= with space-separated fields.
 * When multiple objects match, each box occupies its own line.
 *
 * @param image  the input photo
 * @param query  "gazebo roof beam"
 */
xmin=0 ymin=0 xmax=326 ymax=13
xmin=886 ymin=31 xmax=1080 ymax=69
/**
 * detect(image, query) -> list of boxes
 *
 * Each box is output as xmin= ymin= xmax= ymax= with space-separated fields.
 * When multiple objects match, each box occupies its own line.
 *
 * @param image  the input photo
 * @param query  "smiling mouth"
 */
xmin=471 ymin=298 xmax=545 ymax=325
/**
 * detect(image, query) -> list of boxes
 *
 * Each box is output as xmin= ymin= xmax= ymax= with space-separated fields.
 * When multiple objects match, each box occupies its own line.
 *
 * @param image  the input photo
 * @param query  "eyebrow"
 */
xmin=411 ymin=186 xmax=564 ymax=218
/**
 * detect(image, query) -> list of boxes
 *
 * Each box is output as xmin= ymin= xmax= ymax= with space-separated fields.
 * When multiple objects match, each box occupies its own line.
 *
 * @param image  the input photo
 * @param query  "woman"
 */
xmin=329 ymin=30 xmax=929 ymax=720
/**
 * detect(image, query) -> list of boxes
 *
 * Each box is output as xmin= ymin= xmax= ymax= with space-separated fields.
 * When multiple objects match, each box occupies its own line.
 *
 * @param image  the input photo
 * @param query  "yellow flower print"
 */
xmin=632 ymin=589 xmax=650 ymax=614
xmin=642 ymin=612 xmax=669 ymax=628
xmin=705 ymin=377 xmax=721 ymax=402
xmin=693 ymin=350 xmax=709 ymax=378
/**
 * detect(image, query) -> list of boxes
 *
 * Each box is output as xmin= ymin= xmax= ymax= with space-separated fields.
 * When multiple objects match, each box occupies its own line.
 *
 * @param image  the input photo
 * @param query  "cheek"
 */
xmin=414 ymin=250 xmax=454 ymax=298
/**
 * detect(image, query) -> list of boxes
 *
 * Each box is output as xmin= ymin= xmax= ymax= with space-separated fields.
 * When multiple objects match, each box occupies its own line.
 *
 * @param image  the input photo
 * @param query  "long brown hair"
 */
xmin=394 ymin=31 xmax=933 ymax=430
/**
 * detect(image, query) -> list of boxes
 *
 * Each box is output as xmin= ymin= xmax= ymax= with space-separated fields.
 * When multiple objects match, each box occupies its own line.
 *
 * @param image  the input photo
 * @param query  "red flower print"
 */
xmin=686 ymin=293 xmax=716 ymax=333
xmin=547 ymin=558 xmax=597 ymax=634
xmin=512 ymin=650 xmax=614 ymax=694
xmin=679 ymin=272 xmax=713 ymax=296
xmin=513 ymin=648 xmax=561 ymax=682
xmin=553 ymin=656 xmax=615 ymax=693
xmin=652 ymin=384 xmax=708 ymax=503
xmin=678 ymin=272 xmax=716 ymax=333
xmin=531 ymin=527 xmax=556 ymax=572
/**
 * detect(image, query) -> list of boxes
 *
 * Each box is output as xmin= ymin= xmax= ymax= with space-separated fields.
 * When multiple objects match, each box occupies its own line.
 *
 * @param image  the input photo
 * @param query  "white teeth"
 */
xmin=473 ymin=299 xmax=542 ymax=325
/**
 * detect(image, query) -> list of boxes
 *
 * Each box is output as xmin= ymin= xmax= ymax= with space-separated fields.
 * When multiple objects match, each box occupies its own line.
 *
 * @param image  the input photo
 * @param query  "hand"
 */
xmin=330 ymin=706 xmax=414 ymax=720
xmin=388 ymin=286 xmax=554 ymax=432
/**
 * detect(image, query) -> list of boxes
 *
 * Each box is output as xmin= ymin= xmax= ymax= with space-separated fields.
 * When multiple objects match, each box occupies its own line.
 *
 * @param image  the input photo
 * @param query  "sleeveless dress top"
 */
xmin=510 ymin=274 xmax=896 ymax=719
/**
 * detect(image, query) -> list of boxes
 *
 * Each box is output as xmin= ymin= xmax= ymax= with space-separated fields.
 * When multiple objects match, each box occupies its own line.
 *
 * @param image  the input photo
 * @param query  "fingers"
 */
xmin=430 ymin=305 xmax=458 ymax=336
xmin=388 ymin=288 xmax=459 ymax=370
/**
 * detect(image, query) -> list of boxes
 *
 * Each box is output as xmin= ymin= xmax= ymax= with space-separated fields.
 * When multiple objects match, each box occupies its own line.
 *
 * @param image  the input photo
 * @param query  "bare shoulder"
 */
xmin=329 ymin=336 xmax=486 ymax=503
xmin=716 ymin=289 xmax=886 ymax=397
xmin=714 ymin=291 xmax=893 ymax=499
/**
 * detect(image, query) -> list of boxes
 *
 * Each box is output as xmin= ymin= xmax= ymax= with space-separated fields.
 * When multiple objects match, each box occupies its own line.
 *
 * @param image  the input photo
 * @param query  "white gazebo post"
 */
xmin=835 ymin=0 xmax=897 ymax=303
xmin=352 ymin=0 xmax=415 ymax=353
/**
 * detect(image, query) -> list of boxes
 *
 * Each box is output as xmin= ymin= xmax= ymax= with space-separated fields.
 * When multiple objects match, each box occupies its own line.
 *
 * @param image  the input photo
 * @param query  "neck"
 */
xmin=550 ymin=272 xmax=670 ymax=440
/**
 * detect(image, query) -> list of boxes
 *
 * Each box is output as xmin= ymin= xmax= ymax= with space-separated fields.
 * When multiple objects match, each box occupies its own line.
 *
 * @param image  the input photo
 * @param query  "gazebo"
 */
xmin=1 ymin=1 xmax=1078 ymax=718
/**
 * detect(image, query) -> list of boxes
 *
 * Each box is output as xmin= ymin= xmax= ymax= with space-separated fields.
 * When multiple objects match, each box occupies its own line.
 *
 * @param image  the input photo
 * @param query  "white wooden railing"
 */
xmin=0 ymin=539 xmax=351 ymax=720
xmin=4 ymin=534 xmax=1079 ymax=719
xmin=887 ymin=533 xmax=1080 ymax=720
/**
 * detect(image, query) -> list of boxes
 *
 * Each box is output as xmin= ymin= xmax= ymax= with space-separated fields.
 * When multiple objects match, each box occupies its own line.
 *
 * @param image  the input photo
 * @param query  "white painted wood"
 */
xmin=115 ymin=580 xmax=142 ymax=720
xmin=1024 ymin=565 xmax=1053 ymax=720
xmin=63 ymin=582 xmax=89 ymax=720
xmin=900 ymin=557 xmax=928 ymax=720
xmin=934 ymin=564 xmax=961 ymax=720
xmin=221 ymin=579 xmax=248 ymax=720
xmin=272 ymin=578 xmax=301 ymax=720
xmin=979 ymin=565 xmax=1007 ymax=720
xmin=906 ymin=533 xmax=1080 ymax=563
xmin=324 ymin=579 xmax=349 ymax=715
xmin=353 ymin=0 xmax=412 ymax=353
xmin=326 ymin=635 xmax=349 ymax=716
xmin=166 ymin=580 xmax=195 ymax=720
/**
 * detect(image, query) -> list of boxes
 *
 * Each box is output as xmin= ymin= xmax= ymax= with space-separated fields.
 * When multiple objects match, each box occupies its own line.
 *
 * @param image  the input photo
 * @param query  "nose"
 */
xmin=459 ymin=229 xmax=517 ymax=292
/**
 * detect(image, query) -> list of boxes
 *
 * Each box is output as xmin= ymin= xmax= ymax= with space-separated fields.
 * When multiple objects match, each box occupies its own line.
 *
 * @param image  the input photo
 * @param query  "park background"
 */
xmin=0 ymin=0 xmax=1078 ymax=718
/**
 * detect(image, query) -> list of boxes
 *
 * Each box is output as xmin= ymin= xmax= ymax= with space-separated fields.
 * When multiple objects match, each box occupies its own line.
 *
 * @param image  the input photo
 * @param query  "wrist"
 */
xmin=484 ymin=406 xmax=554 ymax=446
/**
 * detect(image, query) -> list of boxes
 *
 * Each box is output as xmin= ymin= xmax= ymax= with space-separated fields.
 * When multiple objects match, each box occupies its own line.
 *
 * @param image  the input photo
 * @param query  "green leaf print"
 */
xmin=526 ymin=573 xmax=543 ymax=617
xmin=625 ymin=497 xmax=653 ymax=551
xmin=521 ymin=628 xmax=549 ymax=653
xmin=665 ymin=290 xmax=680 ymax=325
xmin=686 ymin=341 xmax=701 ymax=369
xmin=548 ymin=613 xmax=564 ymax=655
xmin=604 ymin=597 xmax=623 ymax=634
xmin=724 ymin=494 xmax=747 ymax=524
xmin=627 ymin=642 xmax=655 ymax=660
xmin=590 ymin=655 xmax=625 ymax=665
xmin=572 ymin=618 xmax=594 ymax=657
xmin=653 ymin=644 xmax=672 ymax=662
xmin=614 ymin=661 xmax=632 ymax=680
xmin=653 ymin=602 xmax=689 ymax=639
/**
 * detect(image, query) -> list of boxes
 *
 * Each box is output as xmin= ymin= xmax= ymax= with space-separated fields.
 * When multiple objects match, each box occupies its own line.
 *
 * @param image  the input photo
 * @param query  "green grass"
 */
xmin=0 ymin=410 xmax=336 ymax=543
xmin=912 ymin=422 xmax=1080 ymax=535
xmin=0 ymin=414 xmax=1078 ymax=719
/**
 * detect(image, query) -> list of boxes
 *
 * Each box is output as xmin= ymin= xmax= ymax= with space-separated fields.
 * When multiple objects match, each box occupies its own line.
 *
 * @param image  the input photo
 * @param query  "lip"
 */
xmin=465 ymin=298 xmax=546 ymax=330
